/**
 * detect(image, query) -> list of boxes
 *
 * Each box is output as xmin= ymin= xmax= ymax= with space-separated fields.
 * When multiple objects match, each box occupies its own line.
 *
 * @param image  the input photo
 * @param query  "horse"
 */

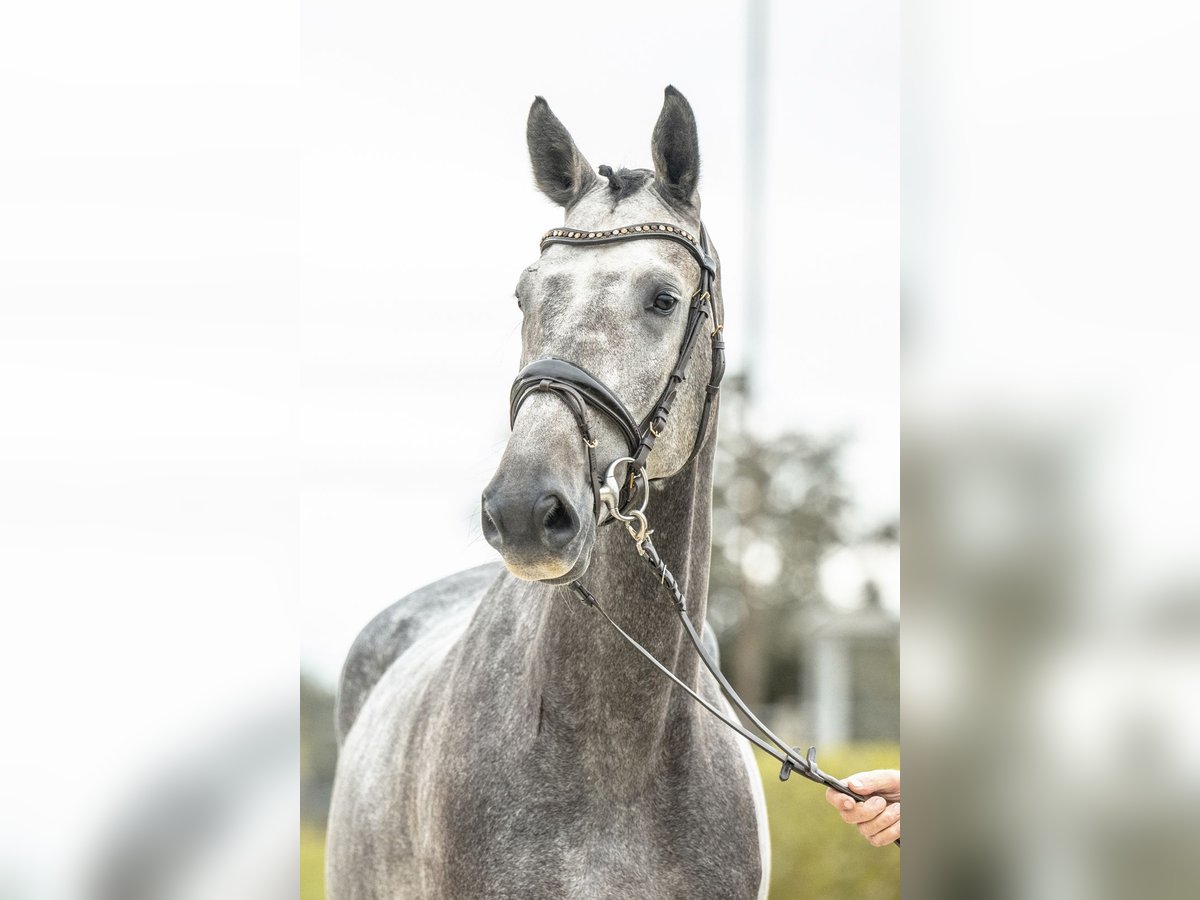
xmin=326 ymin=86 xmax=770 ymax=900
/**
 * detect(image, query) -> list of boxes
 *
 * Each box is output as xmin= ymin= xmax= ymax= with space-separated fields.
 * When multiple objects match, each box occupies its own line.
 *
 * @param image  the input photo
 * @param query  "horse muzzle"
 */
xmin=481 ymin=407 xmax=598 ymax=583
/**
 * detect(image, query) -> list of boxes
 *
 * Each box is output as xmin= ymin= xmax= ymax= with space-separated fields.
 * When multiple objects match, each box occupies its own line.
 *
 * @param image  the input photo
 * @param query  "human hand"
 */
xmin=824 ymin=769 xmax=900 ymax=847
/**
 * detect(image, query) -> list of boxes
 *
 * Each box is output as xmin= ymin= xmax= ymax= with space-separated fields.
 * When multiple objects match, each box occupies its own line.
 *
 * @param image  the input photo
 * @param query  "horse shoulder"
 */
xmin=334 ymin=561 xmax=503 ymax=745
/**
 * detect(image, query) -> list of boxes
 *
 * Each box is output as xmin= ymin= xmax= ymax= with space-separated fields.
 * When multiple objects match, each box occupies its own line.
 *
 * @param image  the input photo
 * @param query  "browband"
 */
xmin=540 ymin=222 xmax=717 ymax=280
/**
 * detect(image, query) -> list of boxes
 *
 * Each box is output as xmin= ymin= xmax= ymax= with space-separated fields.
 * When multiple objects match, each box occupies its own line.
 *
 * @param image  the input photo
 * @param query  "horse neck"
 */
xmin=528 ymin=438 xmax=716 ymax=780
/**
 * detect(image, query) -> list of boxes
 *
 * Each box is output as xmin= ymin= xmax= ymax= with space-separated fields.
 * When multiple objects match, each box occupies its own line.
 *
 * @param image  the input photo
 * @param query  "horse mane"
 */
xmin=597 ymin=165 xmax=654 ymax=202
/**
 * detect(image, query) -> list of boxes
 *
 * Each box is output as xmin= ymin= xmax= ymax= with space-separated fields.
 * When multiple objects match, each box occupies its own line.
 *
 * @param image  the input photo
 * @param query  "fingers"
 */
xmin=839 ymin=794 xmax=888 ymax=824
xmin=825 ymin=786 xmax=856 ymax=813
xmin=862 ymin=806 xmax=900 ymax=847
xmin=844 ymin=769 xmax=900 ymax=801
xmin=827 ymin=768 xmax=902 ymax=847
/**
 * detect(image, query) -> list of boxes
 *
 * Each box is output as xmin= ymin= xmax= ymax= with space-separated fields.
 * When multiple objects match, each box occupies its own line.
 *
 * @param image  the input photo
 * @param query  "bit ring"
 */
xmin=598 ymin=456 xmax=649 ymax=523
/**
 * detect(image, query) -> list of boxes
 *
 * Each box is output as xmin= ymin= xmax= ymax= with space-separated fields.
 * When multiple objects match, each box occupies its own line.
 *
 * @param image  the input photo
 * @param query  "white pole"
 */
xmin=743 ymin=0 xmax=768 ymax=415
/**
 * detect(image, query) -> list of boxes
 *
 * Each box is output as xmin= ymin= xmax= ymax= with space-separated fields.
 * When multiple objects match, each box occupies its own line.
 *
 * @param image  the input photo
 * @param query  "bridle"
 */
xmin=509 ymin=221 xmax=724 ymax=525
xmin=505 ymin=219 xmax=897 ymax=843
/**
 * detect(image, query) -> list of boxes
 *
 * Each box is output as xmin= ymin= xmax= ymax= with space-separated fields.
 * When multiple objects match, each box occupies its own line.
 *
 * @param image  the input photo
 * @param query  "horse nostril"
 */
xmin=535 ymin=492 xmax=579 ymax=549
xmin=481 ymin=493 xmax=502 ymax=550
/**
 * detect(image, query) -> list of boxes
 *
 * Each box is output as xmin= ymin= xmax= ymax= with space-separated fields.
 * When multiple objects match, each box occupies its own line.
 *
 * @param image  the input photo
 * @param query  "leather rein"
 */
xmin=507 ymin=219 xmax=895 ymax=840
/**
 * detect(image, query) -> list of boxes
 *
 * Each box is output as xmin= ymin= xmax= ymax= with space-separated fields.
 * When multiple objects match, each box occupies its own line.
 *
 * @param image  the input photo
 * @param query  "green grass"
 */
xmin=301 ymin=743 xmax=899 ymax=899
xmin=301 ymin=823 xmax=326 ymax=900
xmin=759 ymin=743 xmax=900 ymax=899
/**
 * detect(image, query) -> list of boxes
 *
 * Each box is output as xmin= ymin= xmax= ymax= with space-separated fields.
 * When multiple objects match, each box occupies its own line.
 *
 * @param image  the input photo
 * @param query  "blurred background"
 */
xmin=903 ymin=2 xmax=1200 ymax=898
xmin=5 ymin=3 xmax=1199 ymax=899
xmin=2 ymin=1 xmax=898 ymax=897
xmin=12 ymin=1 xmax=1199 ymax=899
xmin=26 ymin=1 xmax=1200 ymax=899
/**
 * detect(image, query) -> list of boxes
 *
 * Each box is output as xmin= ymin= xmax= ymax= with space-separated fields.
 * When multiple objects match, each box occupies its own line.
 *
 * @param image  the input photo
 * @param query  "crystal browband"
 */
xmin=540 ymin=222 xmax=700 ymax=245
xmin=538 ymin=222 xmax=715 ymax=277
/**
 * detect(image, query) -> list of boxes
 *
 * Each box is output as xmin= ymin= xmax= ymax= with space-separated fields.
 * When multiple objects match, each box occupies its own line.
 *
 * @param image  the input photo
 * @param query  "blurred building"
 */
xmin=802 ymin=527 xmax=900 ymax=745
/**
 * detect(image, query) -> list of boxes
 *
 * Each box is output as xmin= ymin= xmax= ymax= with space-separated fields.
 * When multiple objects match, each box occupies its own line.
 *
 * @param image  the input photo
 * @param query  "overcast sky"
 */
xmin=298 ymin=0 xmax=899 ymax=684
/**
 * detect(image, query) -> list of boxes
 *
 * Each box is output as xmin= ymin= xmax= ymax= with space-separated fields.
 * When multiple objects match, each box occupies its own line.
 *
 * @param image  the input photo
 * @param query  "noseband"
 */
xmin=508 ymin=222 xmax=725 ymax=523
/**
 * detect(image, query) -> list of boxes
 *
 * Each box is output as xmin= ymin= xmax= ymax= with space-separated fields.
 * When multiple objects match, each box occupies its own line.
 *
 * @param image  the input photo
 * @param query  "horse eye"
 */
xmin=652 ymin=292 xmax=679 ymax=314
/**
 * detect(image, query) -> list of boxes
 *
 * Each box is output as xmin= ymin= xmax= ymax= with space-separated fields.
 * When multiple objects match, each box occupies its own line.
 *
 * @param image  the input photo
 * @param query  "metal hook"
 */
xmin=597 ymin=457 xmax=649 ymax=523
xmin=623 ymin=509 xmax=651 ymax=546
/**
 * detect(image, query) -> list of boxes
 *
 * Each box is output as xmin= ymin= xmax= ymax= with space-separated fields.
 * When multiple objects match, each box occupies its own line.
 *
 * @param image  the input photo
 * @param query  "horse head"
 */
xmin=482 ymin=86 xmax=723 ymax=583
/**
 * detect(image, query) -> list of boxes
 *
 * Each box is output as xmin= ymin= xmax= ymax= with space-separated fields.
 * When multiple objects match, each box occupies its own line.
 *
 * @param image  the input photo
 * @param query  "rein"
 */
xmin=508 ymin=219 xmax=897 ymax=845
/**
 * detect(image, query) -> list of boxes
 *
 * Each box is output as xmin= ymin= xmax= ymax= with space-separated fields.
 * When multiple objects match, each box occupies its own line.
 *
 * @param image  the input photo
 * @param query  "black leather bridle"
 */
xmin=504 ymin=218 xmax=897 ymax=844
xmin=509 ymin=222 xmax=724 ymax=522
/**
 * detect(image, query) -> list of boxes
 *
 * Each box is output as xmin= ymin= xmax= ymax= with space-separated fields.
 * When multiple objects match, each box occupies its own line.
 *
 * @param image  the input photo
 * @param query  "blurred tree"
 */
xmin=708 ymin=412 xmax=850 ymax=710
xmin=301 ymin=673 xmax=338 ymax=826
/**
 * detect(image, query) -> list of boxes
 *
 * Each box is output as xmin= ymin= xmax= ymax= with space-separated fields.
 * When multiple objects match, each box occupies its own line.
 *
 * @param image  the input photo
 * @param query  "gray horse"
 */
xmin=327 ymin=87 xmax=769 ymax=900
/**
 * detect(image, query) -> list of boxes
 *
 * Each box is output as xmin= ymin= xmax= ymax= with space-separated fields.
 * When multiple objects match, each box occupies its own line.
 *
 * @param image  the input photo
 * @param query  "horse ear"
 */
xmin=651 ymin=86 xmax=700 ymax=205
xmin=527 ymin=97 xmax=595 ymax=207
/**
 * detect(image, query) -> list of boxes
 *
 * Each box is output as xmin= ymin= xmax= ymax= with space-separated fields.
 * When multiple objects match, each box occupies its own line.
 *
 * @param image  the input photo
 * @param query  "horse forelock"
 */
xmin=565 ymin=165 xmax=700 ymax=225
